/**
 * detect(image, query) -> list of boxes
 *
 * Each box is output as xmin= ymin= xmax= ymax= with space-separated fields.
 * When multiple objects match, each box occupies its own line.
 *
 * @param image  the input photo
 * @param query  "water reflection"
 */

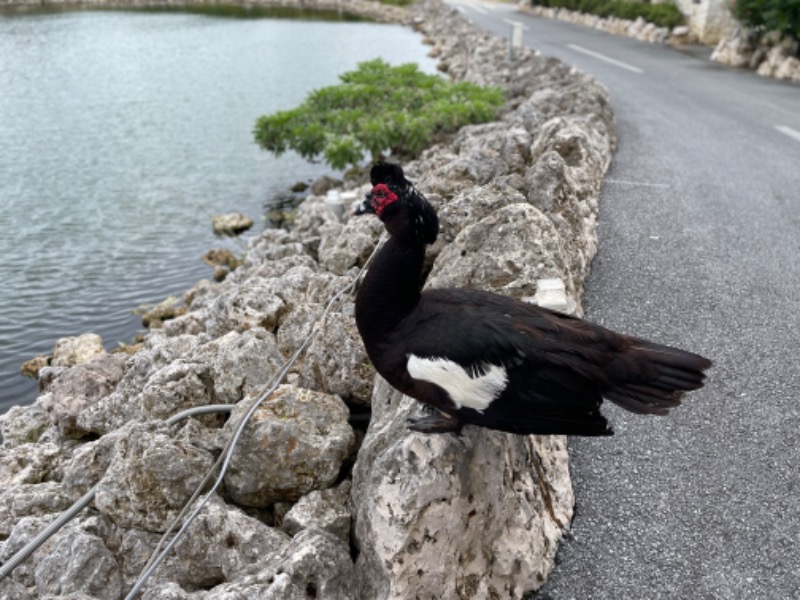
xmin=0 ymin=9 xmax=437 ymax=412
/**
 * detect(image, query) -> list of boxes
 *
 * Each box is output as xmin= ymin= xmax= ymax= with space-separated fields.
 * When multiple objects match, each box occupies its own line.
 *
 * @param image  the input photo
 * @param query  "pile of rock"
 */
xmin=711 ymin=28 xmax=800 ymax=82
xmin=0 ymin=1 xmax=615 ymax=597
xmin=211 ymin=213 xmax=254 ymax=237
xmin=521 ymin=4 xmax=681 ymax=45
xmin=19 ymin=333 xmax=107 ymax=381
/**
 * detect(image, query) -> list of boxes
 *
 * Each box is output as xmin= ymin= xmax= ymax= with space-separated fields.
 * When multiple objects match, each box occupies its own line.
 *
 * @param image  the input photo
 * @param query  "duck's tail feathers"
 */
xmin=605 ymin=341 xmax=712 ymax=415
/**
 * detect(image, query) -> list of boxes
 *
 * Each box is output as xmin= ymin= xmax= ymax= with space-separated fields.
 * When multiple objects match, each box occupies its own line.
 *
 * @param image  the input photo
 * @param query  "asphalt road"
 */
xmin=444 ymin=2 xmax=800 ymax=598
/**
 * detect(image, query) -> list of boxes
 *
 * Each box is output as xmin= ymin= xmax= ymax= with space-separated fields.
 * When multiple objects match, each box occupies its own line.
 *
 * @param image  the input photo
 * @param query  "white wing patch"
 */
xmin=407 ymin=355 xmax=508 ymax=413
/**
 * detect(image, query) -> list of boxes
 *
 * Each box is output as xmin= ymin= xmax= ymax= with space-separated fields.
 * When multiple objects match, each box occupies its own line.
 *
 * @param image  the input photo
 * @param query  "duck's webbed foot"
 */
xmin=407 ymin=409 xmax=462 ymax=434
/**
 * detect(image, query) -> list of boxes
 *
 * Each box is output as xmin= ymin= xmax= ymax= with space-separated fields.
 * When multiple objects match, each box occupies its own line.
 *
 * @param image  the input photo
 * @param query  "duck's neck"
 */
xmin=355 ymin=238 xmax=425 ymax=345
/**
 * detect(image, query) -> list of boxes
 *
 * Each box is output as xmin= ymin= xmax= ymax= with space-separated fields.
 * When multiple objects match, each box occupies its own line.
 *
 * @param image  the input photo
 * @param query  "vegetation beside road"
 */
xmin=529 ymin=0 xmax=685 ymax=29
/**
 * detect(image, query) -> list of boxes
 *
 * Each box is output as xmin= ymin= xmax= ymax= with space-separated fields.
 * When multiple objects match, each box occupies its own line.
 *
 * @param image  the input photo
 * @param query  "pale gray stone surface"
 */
xmin=276 ymin=306 xmax=374 ymax=405
xmin=210 ymin=213 xmax=253 ymax=236
xmin=34 ymin=528 xmax=122 ymax=598
xmin=0 ymin=482 xmax=73 ymax=539
xmin=51 ymin=334 xmax=105 ymax=369
xmin=152 ymin=496 xmax=292 ymax=591
xmin=222 ymin=385 xmax=355 ymax=507
xmin=92 ymin=422 xmax=216 ymax=532
xmin=351 ymin=378 xmax=573 ymax=600
xmin=38 ymin=353 xmax=128 ymax=439
xmin=281 ymin=480 xmax=352 ymax=543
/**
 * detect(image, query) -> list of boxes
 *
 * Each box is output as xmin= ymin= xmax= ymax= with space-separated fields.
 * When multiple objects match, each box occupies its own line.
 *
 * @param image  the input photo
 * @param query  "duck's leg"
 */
xmin=407 ymin=409 xmax=462 ymax=434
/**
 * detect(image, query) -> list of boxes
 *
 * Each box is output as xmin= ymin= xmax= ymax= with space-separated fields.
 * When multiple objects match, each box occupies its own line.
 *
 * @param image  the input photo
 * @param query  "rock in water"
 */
xmin=211 ymin=212 xmax=254 ymax=236
xmin=51 ymin=333 xmax=105 ymax=368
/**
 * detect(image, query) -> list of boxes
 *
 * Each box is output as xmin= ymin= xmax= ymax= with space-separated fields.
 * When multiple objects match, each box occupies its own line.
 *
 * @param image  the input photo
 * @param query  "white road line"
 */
xmin=462 ymin=0 xmax=488 ymax=14
xmin=567 ymin=44 xmax=644 ymax=74
xmin=605 ymin=179 xmax=670 ymax=188
xmin=775 ymin=125 xmax=800 ymax=144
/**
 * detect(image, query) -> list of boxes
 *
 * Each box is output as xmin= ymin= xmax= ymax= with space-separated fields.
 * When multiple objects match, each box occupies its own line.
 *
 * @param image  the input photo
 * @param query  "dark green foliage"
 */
xmin=734 ymin=0 xmax=800 ymax=42
xmin=532 ymin=0 xmax=685 ymax=29
xmin=253 ymin=59 xmax=504 ymax=170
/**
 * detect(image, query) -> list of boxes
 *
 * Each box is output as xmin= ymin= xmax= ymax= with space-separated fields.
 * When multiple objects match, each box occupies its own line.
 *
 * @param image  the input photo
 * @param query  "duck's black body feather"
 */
xmin=355 ymin=162 xmax=712 ymax=436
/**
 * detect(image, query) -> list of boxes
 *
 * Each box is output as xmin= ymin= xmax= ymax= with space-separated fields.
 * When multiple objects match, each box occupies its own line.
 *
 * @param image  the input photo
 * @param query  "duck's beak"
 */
xmin=353 ymin=192 xmax=376 ymax=216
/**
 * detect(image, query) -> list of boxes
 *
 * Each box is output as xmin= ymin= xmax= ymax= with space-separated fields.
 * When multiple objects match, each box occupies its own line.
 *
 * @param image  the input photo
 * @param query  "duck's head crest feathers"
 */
xmin=366 ymin=161 xmax=439 ymax=246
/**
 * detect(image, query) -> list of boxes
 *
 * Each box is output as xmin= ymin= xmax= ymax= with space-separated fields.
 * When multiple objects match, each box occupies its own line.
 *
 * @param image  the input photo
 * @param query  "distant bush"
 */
xmin=532 ymin=0 xmax=686 ymax=29
xmin=733 ymin=0 xmax=800 ymax=43
xmin=253 ymin=59 xmax=504 ymax=170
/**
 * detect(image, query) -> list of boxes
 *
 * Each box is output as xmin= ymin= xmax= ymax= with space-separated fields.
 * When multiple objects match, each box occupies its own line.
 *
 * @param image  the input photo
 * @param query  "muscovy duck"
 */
xmin=354 ymin=162 xmax=712 ymax=435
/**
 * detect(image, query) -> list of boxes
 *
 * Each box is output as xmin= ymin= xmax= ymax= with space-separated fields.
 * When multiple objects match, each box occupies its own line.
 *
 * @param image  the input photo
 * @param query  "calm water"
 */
xmin=0 ymin=9 xmax=437 ymax=413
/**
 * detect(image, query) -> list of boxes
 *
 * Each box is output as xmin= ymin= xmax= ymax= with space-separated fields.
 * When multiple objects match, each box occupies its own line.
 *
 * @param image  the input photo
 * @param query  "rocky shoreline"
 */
xmin=0 ymin=0 xmax=410 ymax=23
xmin=0 ymin=0 xmax=615 ymax=597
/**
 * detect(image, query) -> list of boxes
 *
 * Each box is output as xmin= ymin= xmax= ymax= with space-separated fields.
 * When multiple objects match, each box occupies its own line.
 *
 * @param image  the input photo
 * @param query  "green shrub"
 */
xmin=734 ymin=0 xmax=800 ymax=42
xmin=532 ymin=0 xmax=685 ymax=29
xmin=254 ymin=59 xmax=505 ymax=170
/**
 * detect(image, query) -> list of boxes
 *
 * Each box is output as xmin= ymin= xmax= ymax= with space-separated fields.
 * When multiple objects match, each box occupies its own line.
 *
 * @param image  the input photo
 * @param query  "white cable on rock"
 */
xmin=0 ymin=404 xmax=235 ymax=583
xmin=124 ymin=233 xmax=386 ymax=600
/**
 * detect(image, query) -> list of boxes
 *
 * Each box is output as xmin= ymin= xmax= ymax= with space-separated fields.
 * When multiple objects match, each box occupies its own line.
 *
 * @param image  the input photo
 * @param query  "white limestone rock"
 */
xmin=281 ymin=480 xmax=352 ymax=543
xmin=276 ymin=304 xmax=374 ymax=405
xmin=317 ymin=214 xmax=384 ymax=275
xmin=185 ymin=328 xmax=285 ymax=404
xmin=198 ymin=529 xmax=356 ymax=600
xmin=34 ymin=527 xmax=122 ymax=598
xmin=211 ymin=212 xmax=253 ymax=236
xmin=77 ymin=328 xmax=282 ymax=436
xmin=237 ymin=229 xmax=311 ymax=278
xmin=291 ymin=195 xmax=342 ymax=256
xmin=426 ymin=202 xmax=575 ymax=301
xmin=222 ymin=385 xmax=355 ymax=506
xmin=0 ymin=482 xmax=72 ymax=539
xmin=0 ymin=577 xmax=31 ymax=600
xmin=51 ymin=333 xmax=105 ymax=368
xmin=0 ymin=402 xmax=49 ymax=447
xmin=0 ymin=441 xmax=62 ymax=487
xmin=37 ymin=352 xmax=128 ymax=439
xmin=351 ymin=377 xmax=573 ymax=599
xmin=92 ymin=421 xmax=216 ymax=532
xmin=136 ymin=496 xmax=292 ymax=592
xmin=204 ymin=277 xmax=287 ymax=337
xmin=0 ymin=515 xmax=52 ymax=588
xmin=711 ymin=34 xmax=754 ymax=68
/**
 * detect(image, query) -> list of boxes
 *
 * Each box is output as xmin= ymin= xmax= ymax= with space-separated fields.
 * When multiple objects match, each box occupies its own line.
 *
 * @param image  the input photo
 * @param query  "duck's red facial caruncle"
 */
xmin=367 ymin=183 xmax=399 ymax=218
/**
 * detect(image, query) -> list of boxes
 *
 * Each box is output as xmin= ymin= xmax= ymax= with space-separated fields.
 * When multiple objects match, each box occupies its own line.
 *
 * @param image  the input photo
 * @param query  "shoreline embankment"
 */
xmin=0 ymin=0 xmax=410 ymax=22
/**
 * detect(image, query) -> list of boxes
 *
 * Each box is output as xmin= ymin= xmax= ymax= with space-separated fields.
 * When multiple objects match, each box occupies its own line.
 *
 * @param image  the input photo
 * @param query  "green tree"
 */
xmin=734 ymin=0 xmax=800 ymax=43
xmin=253 ymin=59 xmax=505 ymax=170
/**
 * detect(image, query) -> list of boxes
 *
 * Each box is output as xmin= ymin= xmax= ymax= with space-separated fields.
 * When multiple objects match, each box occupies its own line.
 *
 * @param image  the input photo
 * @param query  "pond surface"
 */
xmin=0 ymin=8 xmax=438 ymax=413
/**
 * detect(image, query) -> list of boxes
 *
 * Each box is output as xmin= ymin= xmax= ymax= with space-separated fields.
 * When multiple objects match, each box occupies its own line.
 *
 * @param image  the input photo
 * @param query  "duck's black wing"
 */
xmin=398 ymin=288 xmax=711 ymax=436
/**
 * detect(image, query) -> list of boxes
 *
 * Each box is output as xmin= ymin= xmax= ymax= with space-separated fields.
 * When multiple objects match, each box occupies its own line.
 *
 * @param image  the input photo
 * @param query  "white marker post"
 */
xmin=325 ymin=189 xmax=345 ymax=222
xmin=509 ymin=21 xmax=523 ymax=61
